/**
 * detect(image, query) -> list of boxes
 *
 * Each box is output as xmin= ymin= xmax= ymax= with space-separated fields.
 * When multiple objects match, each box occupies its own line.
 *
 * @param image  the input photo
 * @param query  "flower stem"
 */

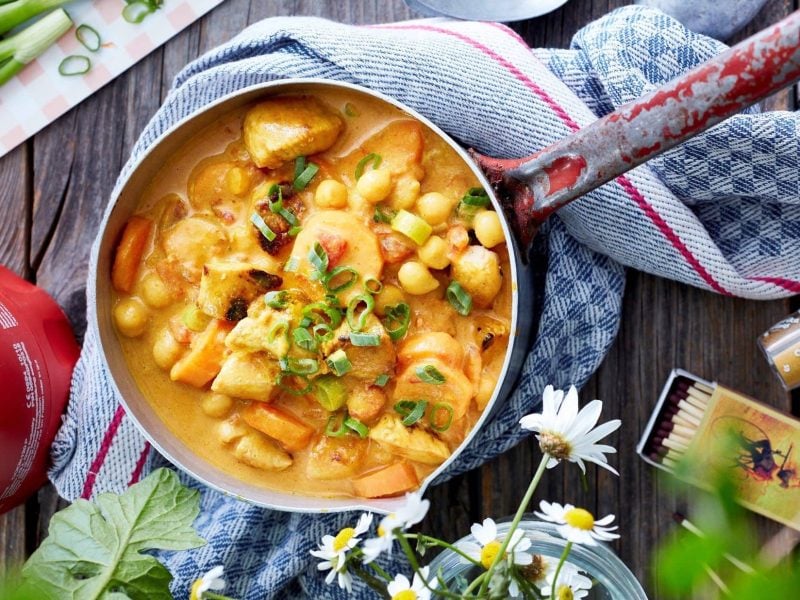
xmin=550 ymin=541 xmax=573 ymax=599
xmin=478 ymin=453 xmax=550 ymax=596
xmin=404 ymin=533 xmax=481 ymax=566
xmin=461 ymin=571 xmax=487 ymax=597
xmin=395 ymin=533 xmax=465 ymax=599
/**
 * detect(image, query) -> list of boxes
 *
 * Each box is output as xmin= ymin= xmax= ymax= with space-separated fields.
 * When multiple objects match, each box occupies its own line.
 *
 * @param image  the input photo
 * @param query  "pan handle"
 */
xmin=474 ymin=10 xmax=800 ymax=248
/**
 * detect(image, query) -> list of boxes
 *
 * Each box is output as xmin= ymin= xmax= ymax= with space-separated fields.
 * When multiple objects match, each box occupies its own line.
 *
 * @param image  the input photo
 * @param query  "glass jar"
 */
xmin=426 ymin=520 xmax=648 ymax=599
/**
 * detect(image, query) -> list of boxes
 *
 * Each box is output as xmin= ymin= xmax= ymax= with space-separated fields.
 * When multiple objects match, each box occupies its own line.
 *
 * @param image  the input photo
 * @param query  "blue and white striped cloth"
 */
xmin=50 ymin=6 xmax=800 ymax=598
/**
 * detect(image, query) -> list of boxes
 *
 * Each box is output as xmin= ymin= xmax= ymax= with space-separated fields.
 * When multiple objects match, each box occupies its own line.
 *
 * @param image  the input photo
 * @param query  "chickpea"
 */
xmin=387 ymin=176 xmax=420 ymax=211
xmin=416 ymin=192 xmax=453 ymax=226
xmin=356 ymin=168 xmax=392 ymax=203
xmin=473 ymin=210 xmax=505 ymax=248
xmin=374 ymin=284 xmax=407 ymax=316
xmin=202 ymin=393 xmax=234 ymax=418
xmin=114 ymin=298 xmax=148 ymax=337
xmin=152 ymin=328 xmax=184 ymax=370
xmin=417 ymin=236 xmax=450 ymax=270
xmin=314 ymin=179 xmax=348 ymax=209
xmin=224 ymin=166 xmax=251 ymax=196
xmin=398 ymin=261 xmax=439 ymax=295
xmin=140 ymin=273 xmax=173 ymax=308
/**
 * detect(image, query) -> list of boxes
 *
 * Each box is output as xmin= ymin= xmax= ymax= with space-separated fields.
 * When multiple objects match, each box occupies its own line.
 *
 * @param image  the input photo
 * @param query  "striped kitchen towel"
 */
xmin=49 ymin=5 xmax=800 ymax=599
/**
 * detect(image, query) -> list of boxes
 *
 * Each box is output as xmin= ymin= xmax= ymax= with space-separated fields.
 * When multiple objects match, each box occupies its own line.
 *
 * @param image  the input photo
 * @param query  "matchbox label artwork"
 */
xmin=700 ymin=389 xmax=800 ymax=529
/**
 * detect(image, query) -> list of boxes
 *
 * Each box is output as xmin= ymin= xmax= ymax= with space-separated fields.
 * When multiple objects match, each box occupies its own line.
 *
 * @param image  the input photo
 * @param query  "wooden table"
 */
xmin=1 ymin=0 xmax=798 ymax=597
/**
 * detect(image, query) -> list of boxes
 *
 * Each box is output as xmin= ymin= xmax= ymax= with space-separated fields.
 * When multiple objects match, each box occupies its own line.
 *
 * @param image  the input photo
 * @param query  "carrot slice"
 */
xmin=352 ymin=461 xmax=419 ymax=499
xmin=241 ymin=404 xmax=314 ymax=453
xmin=112 ymin=216 xmax=153 ymax=293
xmin=169 ymin=319 xmax=232 ymax=388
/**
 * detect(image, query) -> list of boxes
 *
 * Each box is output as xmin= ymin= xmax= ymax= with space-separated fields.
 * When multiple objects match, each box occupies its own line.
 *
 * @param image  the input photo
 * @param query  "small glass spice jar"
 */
xmin=759 ymin=310 xmax=800 ymax=391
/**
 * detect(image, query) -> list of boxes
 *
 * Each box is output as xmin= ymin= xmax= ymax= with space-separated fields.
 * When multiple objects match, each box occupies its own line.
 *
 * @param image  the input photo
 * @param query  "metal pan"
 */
xmin=92 ymin=11 xmax=800 ymax=514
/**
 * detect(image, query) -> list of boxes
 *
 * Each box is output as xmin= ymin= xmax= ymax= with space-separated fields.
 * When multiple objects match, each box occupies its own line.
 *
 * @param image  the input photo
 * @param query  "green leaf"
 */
xmin=20 ymin=468 xmax=205 ymax=600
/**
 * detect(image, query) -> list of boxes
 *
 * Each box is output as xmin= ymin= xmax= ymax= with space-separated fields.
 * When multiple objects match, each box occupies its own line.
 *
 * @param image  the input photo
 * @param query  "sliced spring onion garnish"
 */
xmin=324 ymin=414 xmax=348 ymax=437
xmin=76 ymin=24 xmax=101 ymax=52
xmin=303 ymin=301 xmax=343 ymax=328
xmin=292 ymin=327 xmax=317 ymax=352
xmin=355 ymin=153 xmax=382 ymax=180
xmin=326 ymin=349 xmax=352 ymax=377
xmin=344 ymin=416 xmax=369 ymax=438
xmin=277 ymin=372 xmax=313 ymax=396
xmin=461 ymin=187 xmax=491 ymax=207
xmin=288 ymin=225 xmax=302 ymax=237
xmin=315 ymin=375 xmax=347 ymax=411
xmin=364 ymin=277 xmax=383 ymax=295
xmin=429 ymin=403 xmax=454 ymax=432
xmin=324 ymin=266 xmax=358 ymax=293
xmin=308 ymin=241 xmax=329 ymax=276
xmin=251 ymin=212 xmax=276 ymax=242
xmin=349 ymin=332 xmax=381 ymax=347
xmin=294 ymin=156 xmax=306 ymax=181
xmin=382 ymin=302 xmax=411 ymax=341
xmin=346 ymin=293 xmax=375 ymax=332
xmin=344 ymin=102 xmax=359 ymax=117
xmin=283 ymin=256 xmax=299 ymax=272
xmin=268 ymin=182 xmax=283 ymax=204
xmin=374 ymin=374 xmax=390 ymax=387
xmin=416 ymin=364 xmax=446 ymax=385
xmin=373 ymin=206 xmax=395 ymax=224
xmin=293 ymin=161 xmax=319 ymax=191
xmin=279 ymin=356 xmax=319 ymax=375
xmin=122 ymin=1 xmax=153 ymax=24
xmin=391 ymin=209 xmax=432 ymax=246
xmin=446 ymin=280 xmax=473 ymax=316
xmin=58 ymin=54 xmax=90 ymax=76
xmin=395 ymin=399 xmax=428 ymax=426
xmin=265 ymin=290 xmax=288 ymax=309
xmin=313 ymin=323 xmax=334 ymax=343
xmin=266 ymin=320 xmax=290 ymax=343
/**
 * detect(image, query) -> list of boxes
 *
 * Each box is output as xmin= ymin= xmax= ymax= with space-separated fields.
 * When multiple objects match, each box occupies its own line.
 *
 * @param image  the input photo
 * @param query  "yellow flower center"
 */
xmin=556 ymin=584 xmax=574 ymax=600
xmin=378 ymin=525 xmax=386 ymax=537
xmin=538 ymin=432 xmax=572 ymax=460
xmin=391 ymin=591 xmax=418 ymax=600
xmin=564 ymin=507 xmax=595 ymax=531
xmin=189 ymin=580 xmax=203 ymax=600
xmin=480 ymin=540 xmax=503 ymax=569
xmin=333 ymin=527 xmax=356 ymax=552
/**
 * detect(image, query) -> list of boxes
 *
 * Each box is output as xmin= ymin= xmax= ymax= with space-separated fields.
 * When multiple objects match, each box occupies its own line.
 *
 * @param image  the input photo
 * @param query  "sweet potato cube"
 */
xmin=242 ymin=404 xmax=314 ymax=453
xmin=169 ymin=319 xmax=232 ymax=388
xmin=112 ymin=216 xmax=153 ymax=293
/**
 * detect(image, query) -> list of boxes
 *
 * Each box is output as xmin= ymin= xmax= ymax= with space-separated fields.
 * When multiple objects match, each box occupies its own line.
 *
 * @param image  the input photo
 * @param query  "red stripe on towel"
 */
xmin=374 ymin=22 xmax=732 ymax=296
xmin=80 ymin=404 xmax=126 ymax=499
xmin=749 ymin=276 xmax=800 ymax=293
xmin=128 ymin=442 xmax=152 ymax=486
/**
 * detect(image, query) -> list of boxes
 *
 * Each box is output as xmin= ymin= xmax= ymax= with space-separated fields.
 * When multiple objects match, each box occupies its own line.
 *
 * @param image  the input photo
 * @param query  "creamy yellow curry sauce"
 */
xmin=111 ymin=89 xmax=512 ymax=499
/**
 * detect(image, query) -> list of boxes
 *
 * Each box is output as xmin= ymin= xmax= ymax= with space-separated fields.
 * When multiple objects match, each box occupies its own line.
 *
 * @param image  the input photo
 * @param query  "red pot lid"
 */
xmin=0 ymin=266 xmax=79 ymax=514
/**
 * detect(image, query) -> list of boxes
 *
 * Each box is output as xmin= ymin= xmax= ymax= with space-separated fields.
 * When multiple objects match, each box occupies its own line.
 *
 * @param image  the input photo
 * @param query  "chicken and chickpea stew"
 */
xmin=111 ymin=90 xmax=513 ymax=499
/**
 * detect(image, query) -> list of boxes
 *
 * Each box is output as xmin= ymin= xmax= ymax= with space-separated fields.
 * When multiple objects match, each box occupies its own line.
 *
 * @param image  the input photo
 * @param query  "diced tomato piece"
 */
xmin=317 ymin=232 xmax=347 ymax=267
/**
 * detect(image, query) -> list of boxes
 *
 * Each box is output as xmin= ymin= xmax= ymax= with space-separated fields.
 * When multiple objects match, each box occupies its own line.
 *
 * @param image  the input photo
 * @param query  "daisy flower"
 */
xmin=189 ymin=565 xmax=225 ymax=600
xmin=386 ymin=566 xmax=432 ymax=600
xmin=517 ymin=553 xmax=559 ymax=590
xmin=539 ymin=563 xmax=593 ymax=599
xmin=535 ymin=501 xmax=619 ymax=546
xmin=519 ymin=385 xmax=621 ymax=475
xmin=362 ymin=492 xmax=430 ymax=564
xmin=310 ymin=513 xmax=373 ymax=592
xmin=458 ymin=518 xmax=533 ymax=570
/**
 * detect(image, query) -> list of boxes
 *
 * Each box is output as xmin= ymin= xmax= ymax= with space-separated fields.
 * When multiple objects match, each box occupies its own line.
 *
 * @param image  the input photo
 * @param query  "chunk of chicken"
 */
xmin=393 ymin=358 xmax=474 ymax=420
xmin=306 ymin=435 xmax=368 ymax=480
xmin=211 ymin=351 xmax=279 ymax=401
xmin=233 ymin=433 xmax=292 ymax=471
xmin=243 ymin=96 xmax=343 ymax=169
xmin=346 ymin=384 xmax=387 ymax=425
xmin=225 ymin=290 xmax=307 ymax=358
xmin=368 ymin=414 xmax=450 ymax=466
xmin=450 ymin=246 xmax=502 ymax=308
xmin=197 ymin=260 xmax=282 ymax=321
xmin=161 ymin=217 xmax=229 ymax=283
xmin=322 ymin=315 xmax=395 ymax=381
xmin=217 ymin=414 xmax=249 ymax=444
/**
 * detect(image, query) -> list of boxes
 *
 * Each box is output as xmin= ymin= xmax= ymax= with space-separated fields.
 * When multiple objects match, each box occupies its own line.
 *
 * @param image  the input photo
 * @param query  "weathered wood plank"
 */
xmin=0 ymin=144 xmax=30 ymax=277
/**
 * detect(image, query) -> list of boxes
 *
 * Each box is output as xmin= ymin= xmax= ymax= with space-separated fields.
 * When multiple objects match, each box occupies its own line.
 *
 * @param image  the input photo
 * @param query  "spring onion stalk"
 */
xmin=395 ymin=400 xmax=428 ymax=426
xmin=265 ymin=290 xmax=288 ymax=309
xmin=346 ymin=293 xmax=375 ymax=332
xmin=415 ymin=364 xmax=446 ymax=384
xmin=382 ymin=302 xmax=411 ymax=341
xmin=344 ymin=416 xmax=369 ymax=438
xmin=58 ymin=54 xmax=90 ymax=76
xmin=324 ymin=265 xmax=358 ymax=293
xmin=446 ymin=280 xmax=473 ymax=316
xmin=429 ymin=403 xmax=454 ymax=431
xmin=326 ymin=349 xmax=352 ymax=377
xmin=0 ymin=0 xmax=69 ymax=36
xmin=374 ymin=374 xmax=390 ymax=387
xmin=75 ymin=23 xmax=101 ymax=52
xmin=315 ymin=375 xmax=347 ymax=412
xmin=355 ymin=153 xmax=382 ymax=180
xmin=349 ymin=332 xmax=380 ymax=347
xmin=325 ymin=414 xmax=348 ymax=437
xmin=391 ymin=209 xmax=432 ymax=246
xmin=0 ymin=8 xmax=71 ymax=86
